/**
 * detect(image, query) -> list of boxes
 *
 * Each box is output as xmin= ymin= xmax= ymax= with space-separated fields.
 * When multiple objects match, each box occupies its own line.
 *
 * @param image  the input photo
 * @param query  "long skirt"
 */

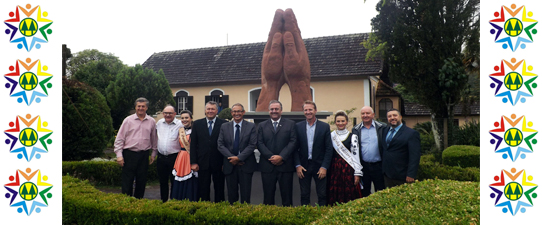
xmin=327 ymin=155 xmax=362 ymax=205
xmin=170 ymin=171 xmax=198 ymax=201
xmin=170 ymin=150 xmax=198 ymax=201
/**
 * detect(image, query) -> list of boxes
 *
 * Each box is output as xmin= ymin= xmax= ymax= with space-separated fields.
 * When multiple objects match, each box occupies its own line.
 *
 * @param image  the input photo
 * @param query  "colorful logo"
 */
xmin=4 ymin=114 xmax=53 ymax=162
xmin=489 ymin=168 xmax=537 ymax=216
xmin=489 ymin=4 xmax=538 ymax=51
xmin=489 ymin=114 xmax=537 ymax=161
xmin=4 ymin=4 xmax=53 ymax=51
xmin=489 ymin=58 xmax=537 ymax=105
xmin=3 ymin=168 xmax=53 ymax=216
xmin=4 ymin=58 xmax=53 ymax=105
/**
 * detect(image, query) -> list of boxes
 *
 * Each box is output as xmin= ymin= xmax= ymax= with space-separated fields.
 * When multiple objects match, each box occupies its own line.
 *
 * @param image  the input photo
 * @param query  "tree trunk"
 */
xmin=447 ymin=103 xmax=455 ymax=148
xmin=430 ymin=113 xmax=445 ymax=161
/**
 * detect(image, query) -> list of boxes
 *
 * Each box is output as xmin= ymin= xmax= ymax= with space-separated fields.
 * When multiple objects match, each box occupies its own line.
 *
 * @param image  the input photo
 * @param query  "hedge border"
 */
xmin=63 ymin=176 xmax=479 ymax=224
xmin=63 ymin=176 xmax=328 ymax=224
xmin=442 ymin=145 xmax=480 ymax=168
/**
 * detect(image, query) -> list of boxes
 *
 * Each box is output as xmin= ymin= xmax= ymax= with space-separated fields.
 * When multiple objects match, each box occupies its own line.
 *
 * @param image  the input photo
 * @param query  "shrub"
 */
xmin=314 ymin=179 xmax=479 ymax=224
xmin=63 ymin=176 xmax=329 ymax=224
xmin=419 ymin=133 xmax=436 ymax=155
xmin=218 ymin=107 xmax=232 ymax=120
xmin=62 ymin=160 xmax=159 ymax=186
xmin=418 ymin=154 xmax=479 ymax=182
xmin=451 ymin=120 xmax=480 ymax=146
xmin=442 ymin=145 xmax=480 ymax=168
xmin=63 ymin=77 xmax=113 ymax=161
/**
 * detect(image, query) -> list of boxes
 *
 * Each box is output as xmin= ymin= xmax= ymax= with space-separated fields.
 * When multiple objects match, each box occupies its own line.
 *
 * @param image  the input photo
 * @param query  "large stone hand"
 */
xmin=283 ymin=8 xmax=311 ymax=111
xmin=256 ymin=9 xmax=286 ymax=112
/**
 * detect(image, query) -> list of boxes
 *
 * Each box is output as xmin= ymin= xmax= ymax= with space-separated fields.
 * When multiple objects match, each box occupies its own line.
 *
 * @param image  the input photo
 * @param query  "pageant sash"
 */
xmin=179 ymin=127 xmax=190 ymax=153
xmin=331 ymin=131 xmax=363 ymax=177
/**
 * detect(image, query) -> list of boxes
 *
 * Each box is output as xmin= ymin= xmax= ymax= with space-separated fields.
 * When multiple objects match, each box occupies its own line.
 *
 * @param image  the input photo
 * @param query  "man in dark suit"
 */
xmin=352 ymin=106 xmax=386 ymax=197
xmin=294 ymin=100 xmax=333 ymax=206
xmin=190 ymin=101 xmax=226 ymax=202
xmin=257 ymin=100 xmax=297 ymax=206
xmin=217 ymin=103 xmax=257 ymax=204
xmin=379 ymin=108 xmax=421 ymax=188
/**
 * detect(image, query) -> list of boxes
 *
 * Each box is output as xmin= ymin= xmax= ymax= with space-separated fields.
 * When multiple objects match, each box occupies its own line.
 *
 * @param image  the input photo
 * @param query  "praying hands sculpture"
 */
xmin=256 ymin=9 xmax=311 ymax=112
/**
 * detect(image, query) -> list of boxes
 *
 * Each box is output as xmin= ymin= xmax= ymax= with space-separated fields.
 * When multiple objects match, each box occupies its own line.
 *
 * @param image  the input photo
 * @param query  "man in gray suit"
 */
xmin=217 ymin=103 xmax=257 ymax=204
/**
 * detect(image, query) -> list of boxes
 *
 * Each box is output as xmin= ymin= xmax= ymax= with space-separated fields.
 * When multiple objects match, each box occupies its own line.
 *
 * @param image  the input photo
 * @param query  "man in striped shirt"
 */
xmin=114 ymin=97 xmax=158 ymax=199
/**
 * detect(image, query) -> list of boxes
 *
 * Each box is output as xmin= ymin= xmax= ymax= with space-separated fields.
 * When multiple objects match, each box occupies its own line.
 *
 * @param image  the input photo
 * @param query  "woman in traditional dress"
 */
xmin=171 ymin=110 xmax=198 ymax=201
xmin=327 ymin=111 xmax=363 ymax=205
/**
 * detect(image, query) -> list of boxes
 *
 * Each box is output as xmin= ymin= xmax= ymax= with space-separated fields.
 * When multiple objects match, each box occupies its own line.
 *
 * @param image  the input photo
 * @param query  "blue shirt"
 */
xmin=386 ymin=123 xmax=403 ymax=143
xmin=360 ymin=120 xmax=380 ymax=162
xmin=306 ymin=121 xmax=316 ymax=160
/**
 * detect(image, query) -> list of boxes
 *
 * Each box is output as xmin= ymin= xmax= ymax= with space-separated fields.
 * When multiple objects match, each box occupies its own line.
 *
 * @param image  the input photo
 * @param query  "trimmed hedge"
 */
xmin=442 ymin=145 xmax=480 ymax=168
xmin=63 ymin=176 xmax=479 ymax=224
xmin=418 ymin=154 xmax=479 ymax=182
xmin=63 ymin=176 xmax=329 ymax=224
xmin=63 ymin=161 xmax=159 ymax=186
xmin=314 ymin=179 xmax=480 ymax=224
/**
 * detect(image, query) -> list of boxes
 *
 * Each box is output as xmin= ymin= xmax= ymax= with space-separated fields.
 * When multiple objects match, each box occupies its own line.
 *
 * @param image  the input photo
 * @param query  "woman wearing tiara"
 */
xmin=327 ymin=111 xmax=363 ymax=205
xmin=171 ymin=110 xmax=198 ymax=201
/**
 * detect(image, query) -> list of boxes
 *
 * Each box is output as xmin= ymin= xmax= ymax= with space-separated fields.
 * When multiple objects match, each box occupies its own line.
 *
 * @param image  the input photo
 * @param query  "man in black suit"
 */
xmin=217 ymin=103 xmax=257 ymax=204
xmin=257 ymin=100 xmax=297 ymax=206
xmin=190 ymin=101 xmax=226 ymax=202
xmin=379 ymin=108 xmax=421 ymax=188
xmin=352 ymin=106 xmax=386 ymax=197
xmin=294 ymin=100 xmax=333 ymax=206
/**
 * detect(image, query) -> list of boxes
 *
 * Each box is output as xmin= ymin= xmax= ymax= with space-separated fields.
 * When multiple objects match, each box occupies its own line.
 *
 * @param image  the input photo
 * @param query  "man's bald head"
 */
xmin=162 ymin=105 xmax=176 ymax=124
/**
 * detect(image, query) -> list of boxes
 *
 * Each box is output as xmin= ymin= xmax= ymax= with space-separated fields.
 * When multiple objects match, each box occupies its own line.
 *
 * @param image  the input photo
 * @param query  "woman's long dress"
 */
xmin=170 ymin=128 xmax=198 ymax=201
xmin=327 ymin=132 xmax=362 ymax=205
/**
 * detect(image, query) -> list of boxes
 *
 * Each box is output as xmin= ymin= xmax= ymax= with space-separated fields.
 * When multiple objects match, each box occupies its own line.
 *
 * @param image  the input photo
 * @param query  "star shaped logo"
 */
xmin=489 ymin=58 xmax=537 ymax=106
xmin=489 ymin=114 xmax=537 ymax=161
xmin=4 ymin=168 xmax=53 ymax=216
xmin=4 ymin=58 xmax=53 ymax=105
xmin=489 ymin=4 xmax=538 ymax=51
xmin=489 ymin=168 xmax=538 ymax=215
xmin=3 ymin=4 xmax=53 ymax=51
xmin=4 ymin=114 xmax=53 ymax=162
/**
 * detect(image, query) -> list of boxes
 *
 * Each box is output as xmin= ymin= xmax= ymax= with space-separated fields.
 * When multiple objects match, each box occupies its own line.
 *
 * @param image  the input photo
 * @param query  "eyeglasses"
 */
xmin=231 ymin=110 xmax=244 ymax=113
xmin=163 ymin=112 xmax=174 ymax=115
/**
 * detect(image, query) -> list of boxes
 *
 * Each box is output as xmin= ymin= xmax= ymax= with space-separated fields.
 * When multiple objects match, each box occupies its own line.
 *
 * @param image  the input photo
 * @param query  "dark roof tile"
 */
xmin=143 ymin=33 xmax=381 ymax=85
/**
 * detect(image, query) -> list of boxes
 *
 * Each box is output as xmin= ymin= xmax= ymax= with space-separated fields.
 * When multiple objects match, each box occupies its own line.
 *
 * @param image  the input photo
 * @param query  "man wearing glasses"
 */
xmin=155 ymin=105 xmax=184 ymax=202
xmin=217 ymin=103 xmax=257 ymax=204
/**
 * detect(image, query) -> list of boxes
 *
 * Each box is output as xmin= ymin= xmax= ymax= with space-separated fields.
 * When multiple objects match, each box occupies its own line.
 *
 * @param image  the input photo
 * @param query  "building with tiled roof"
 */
xmin=143 ymin=32 xmax=478 ymax=127
xmin=143 ymin=33 xmax=382 ymax=121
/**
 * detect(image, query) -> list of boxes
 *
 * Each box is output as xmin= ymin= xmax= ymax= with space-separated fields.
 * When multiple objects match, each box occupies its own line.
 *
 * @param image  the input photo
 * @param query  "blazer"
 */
xmin=257 ymin=118 xmax=297 ymax=173
xmin=294 ymin=120 xmax=333 ymax=170
xmin=217 ymin=120 xmax=258 ymax=174
xmin=378 ymin=124 xmax=421 ymax=181
xmin=190 ymin=117 xmax=226 ymax=171
xmin=352 ymin=120 xmax=387 ymax=163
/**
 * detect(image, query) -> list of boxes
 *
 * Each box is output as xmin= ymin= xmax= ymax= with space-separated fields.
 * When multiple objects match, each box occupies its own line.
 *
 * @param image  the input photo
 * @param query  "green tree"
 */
xmin=106 ymin=65 xmax=175 ymax=129
xmin=66 ymin=49 xmax=125 ymax=78
xmin=29 ymin=186 xmax=36 ymax=196
xmin=21 ymin=186 xmax=28 ymax=196
xmin=72 ymin=60 xmax=117 ymax=96
xmin=364 ymin=0 xmax=479 ymax=153
xmin=62 ymin=77 xmax=114 ymax=160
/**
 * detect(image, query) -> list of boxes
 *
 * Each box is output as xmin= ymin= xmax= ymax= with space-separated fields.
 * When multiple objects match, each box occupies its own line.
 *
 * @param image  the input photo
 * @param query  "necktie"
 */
xmin=208 ymin=120 xmax=213 ymax=136
xmin=273 ymin=121 xmax=278 ymax=131
xmin=233 ymin=124 xmax=240 ymax=155
xmin=386 ymin=128 xmax=395 ymax=145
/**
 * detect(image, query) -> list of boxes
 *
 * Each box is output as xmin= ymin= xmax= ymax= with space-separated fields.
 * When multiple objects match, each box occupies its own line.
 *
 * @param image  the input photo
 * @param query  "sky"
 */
xmin=57 ymin=0 xmax=380 ymax=66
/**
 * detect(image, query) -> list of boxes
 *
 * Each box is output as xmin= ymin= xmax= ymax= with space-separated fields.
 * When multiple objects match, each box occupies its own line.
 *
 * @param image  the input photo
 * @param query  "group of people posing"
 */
xmin=114 ymin=98 xmax=421 ymax=206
